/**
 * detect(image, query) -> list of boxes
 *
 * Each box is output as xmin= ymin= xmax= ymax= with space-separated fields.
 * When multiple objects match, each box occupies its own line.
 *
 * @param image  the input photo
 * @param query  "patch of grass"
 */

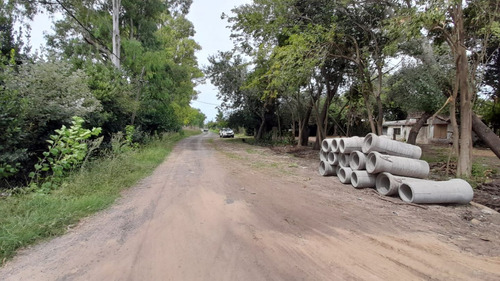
xmin=420 ymin=144 xmax=454 ymax=163
xmin=246 ymin=148 xmax=257 ymax=154
xmin=0 ymin=130 xmax=199 ymax=264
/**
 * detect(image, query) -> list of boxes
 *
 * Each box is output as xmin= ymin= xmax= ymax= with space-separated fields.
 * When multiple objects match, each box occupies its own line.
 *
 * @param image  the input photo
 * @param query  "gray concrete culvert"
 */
xmin=331 ymin=138 xmax=342 ymax=153
xmin=319 ymin=160 xmax=336 ymax=176
xmin=338 ymin=167 xmax=353 ymax=184
xmin=351 ymin=170 xmax=377 ymax=189
xmin=375 ymin=172 xmax=425 ymax=196
xmin=362 ymin=133 xmax=422 ymax=159
xmin=350 ymin=151 xmax=366 ymax=170
xmin=399 ymin=179 xmax=474 ymax=204
xmin=327 ymin=151 xmax=339 ymax=166
xmin=366 ymin=151 xmax=429 ymax=178
xmin=339 ymin=136 xmax=364 ymax=154
xmin=322 ymin=138 xmax=334 ymax=152
xmin=339 ymin=153 xmax=351 ymax=168
xmin=319 ymin=150 xmax=328 ymax=162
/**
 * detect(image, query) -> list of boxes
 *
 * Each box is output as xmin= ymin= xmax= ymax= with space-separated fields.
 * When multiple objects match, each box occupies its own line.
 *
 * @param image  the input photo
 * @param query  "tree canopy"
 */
xmin=0 ymin=0 xmax=205 ymax=186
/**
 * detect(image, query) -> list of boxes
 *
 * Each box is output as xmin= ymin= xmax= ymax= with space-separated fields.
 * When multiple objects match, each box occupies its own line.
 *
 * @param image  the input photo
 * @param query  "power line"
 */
xmin=192 ymin=100 xmax=220 ymax=106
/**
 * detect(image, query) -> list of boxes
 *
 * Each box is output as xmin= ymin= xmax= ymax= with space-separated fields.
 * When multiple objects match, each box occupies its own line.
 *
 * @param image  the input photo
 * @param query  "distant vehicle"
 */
xmin=219 ymin=128 xmax=234 ymax=138
xmin=203 ymin=128 xmax=208 ymax=132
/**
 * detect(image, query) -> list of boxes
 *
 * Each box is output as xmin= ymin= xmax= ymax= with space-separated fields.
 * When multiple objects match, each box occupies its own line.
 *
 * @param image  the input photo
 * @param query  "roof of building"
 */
xmin=383 ymin=115 xmax=450 ymax=127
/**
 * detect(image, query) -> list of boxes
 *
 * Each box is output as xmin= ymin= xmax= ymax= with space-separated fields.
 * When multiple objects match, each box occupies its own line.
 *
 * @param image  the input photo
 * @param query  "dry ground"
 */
xmin=1 ymin=132 xmax=499 ymax=280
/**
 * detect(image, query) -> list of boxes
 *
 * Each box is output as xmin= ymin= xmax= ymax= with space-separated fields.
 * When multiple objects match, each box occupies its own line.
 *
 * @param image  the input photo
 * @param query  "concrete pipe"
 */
xmin=398 ymin=179 xmax=474 ymax=204
xmin=338 ymin=167 xmax=353 ymax=184
xmin=339 ymin=153 xmax=351 ymax=167
xmin=362 ymin=133 xmax=422 ymax=159
xmin=319 ymin=150 xmax=328 ymax=162
xmin=335 ymin=165 xmax=342 ymax=176
xmin=351 ymin=170 xmax=377 ymax=189
xmin=319 ymin=161 xmax=336 ymax=176
xmin=327 ymin=151 xmax=339 ymax=166
xmin=331 ymin=138 xmax=342 ymax=153
xmin=349 ymin=151 xmax=366 ymax=170
xmin=339 ymin=136 xmax=364 ymax=154
xmin=375 ymin=172 xmax=424 ymax=196
xmin=322 ymin=138 xmax=335 ymax=152
xmin=366 ymin=151 xmax=429 ymax=178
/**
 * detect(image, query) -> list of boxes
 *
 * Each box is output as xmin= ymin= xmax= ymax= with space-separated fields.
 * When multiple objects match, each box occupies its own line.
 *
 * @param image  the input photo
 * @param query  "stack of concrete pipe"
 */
xmin=318 ymin=133 xmax=474 ymax=205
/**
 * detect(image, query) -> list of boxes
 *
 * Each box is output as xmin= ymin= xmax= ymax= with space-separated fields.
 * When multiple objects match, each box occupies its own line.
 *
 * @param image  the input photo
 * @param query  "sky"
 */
xmin=186 ymin=0 xmax=251 ymax=122
xmin=29 ymin=0 xmax=251 ymax=122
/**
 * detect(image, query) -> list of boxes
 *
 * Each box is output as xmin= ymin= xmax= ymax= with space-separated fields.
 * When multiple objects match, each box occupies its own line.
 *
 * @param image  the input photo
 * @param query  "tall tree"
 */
xmin=395 ymin=0 xmax=500 ymax=176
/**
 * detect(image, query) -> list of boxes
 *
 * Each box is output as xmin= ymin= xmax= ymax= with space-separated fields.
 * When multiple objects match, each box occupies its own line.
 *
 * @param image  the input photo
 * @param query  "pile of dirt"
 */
xmin=475 ymin=179 xmax=500 ymax=212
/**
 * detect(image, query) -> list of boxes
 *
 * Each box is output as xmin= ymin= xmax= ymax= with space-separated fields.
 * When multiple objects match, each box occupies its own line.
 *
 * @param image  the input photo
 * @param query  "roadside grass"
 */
xmin=0 ymin=130 xmax=199 ymax=264
xmin=420 ymin=144 xmax=499 ymax=187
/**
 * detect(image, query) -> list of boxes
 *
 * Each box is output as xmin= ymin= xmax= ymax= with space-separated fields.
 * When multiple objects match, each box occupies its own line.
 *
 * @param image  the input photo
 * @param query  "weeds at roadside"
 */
xmin=0 ymin=130 xmax=199 ymax=264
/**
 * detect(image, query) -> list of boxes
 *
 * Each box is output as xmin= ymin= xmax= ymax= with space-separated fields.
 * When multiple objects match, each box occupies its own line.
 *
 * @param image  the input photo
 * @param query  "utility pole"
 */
xmin=112 ymin=0 xmax=121 ymax=69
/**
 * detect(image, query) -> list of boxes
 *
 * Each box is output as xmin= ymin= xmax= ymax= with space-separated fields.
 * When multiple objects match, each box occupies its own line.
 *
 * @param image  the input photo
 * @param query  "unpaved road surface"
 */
xmin=1 ymin=132 xmax=500 ymax=280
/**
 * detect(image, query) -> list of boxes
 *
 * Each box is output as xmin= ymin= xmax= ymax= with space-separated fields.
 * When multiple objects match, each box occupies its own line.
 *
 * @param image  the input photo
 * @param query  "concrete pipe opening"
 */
xmin=351 ymin=172 xmax=358 ymax=186
xmin=336 ymin=165 xmax=341 ymax=176
xmin=327 ymin=152 xmax=339 ymax=166
xmin=351 ymin=170 xmax=376 ymax=188
xmin=331 ymin=138 xmax=342 ymax=153
xmin=350 ymin=151 xmax=366 ymax=170
xmin=399 ymin=183 xmax=414 ymax=202
xmin=366 ymin=152 xmax=377 ymax=173
xmin=362 ymin=133 xmax=375 ymax=154
xmin=319 ymin=161 xmax=336 ymax=176
xmin=375 ymin=172 xmax=394 ymax=196
xmin=319 ymin=150 xmax=328 ymax=162
xmin=338 ymin=167 xmax=352 ymax=184
xmin=339 ymin=153 xmax=351 ymax=167
xmin=322 ymin=138 xmax=334 ymax=152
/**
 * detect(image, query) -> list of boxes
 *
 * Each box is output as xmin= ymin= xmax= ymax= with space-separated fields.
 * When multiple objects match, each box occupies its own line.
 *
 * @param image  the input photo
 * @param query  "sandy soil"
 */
xmin=1 ymin=132 xmax=500 ymax=281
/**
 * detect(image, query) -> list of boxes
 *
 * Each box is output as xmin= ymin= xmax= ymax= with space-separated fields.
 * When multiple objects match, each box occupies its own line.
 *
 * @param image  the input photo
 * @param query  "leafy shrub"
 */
xmin=29 ymin=116 xmax=102 ymax=191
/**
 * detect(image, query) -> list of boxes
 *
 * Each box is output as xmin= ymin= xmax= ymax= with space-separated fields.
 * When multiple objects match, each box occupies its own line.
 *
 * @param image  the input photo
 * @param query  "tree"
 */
xmin=396 ymin=0 xmax=500 ymax=176
xmin=387 ymin=64 xmax=447 ymax=144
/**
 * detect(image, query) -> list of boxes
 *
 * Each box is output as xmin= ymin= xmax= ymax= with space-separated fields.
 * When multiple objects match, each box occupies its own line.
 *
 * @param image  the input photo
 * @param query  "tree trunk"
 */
xmin=472 ymin=113 xmax=500 ymax=159
xmin=376 ymin=65 xmax=384 ymax=135
xmin=312 ymin=97 xmax=323 ymax=151
xmin=313 ymin=126 xmax=321 ymax=150
xmin=256 ymin=117 xmax=265 ymax=140
xmin=376 ymin=95 xmax=383 ymax=135
xmin=450 ymin=85 xmax=460 ymax=155
xmin=407 ymin=112 xmax=432 ymax=145
xmin=456 ymin=4 xmax=473 ymax=177
xmin=112 ymin=0 xmax=121 ymax=69
xmin=362 ymin=91 xmax=377 ymax=134
xmin=298 ymin=104 xmax=312 ymax=146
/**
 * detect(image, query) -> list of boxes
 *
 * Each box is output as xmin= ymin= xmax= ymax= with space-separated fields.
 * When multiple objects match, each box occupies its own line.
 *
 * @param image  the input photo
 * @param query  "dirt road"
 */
xmin=1 ymin=132 xmax=500 ymax=280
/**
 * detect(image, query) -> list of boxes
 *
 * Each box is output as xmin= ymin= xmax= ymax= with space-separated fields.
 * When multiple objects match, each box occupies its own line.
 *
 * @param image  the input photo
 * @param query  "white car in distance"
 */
xmin=219 ymin=128 xmax=234 ymax=138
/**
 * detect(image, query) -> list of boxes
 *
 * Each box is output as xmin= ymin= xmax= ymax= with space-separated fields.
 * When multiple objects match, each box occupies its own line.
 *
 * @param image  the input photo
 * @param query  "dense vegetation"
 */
xmin=207 ymin=0 xmax=499 ymax=177
xmin=1 ymin=0 xmax=205 ymax=189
